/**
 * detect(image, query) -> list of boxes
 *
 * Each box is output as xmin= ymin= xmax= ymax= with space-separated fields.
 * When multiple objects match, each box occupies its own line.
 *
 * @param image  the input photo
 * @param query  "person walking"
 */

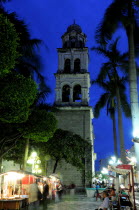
xmin=28 ymin=180 xmax=42 ymax=210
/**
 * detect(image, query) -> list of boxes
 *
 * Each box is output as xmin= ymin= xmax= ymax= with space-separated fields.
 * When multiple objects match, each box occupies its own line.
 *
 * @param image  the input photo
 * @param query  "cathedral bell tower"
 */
xmin=55 ymin=23 xmax=90 ymax=106
xmin=47 ymin=23 xmax=95 ymax=186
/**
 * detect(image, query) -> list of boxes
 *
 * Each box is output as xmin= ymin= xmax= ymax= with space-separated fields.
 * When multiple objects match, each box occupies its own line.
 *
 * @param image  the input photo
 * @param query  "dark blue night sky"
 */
xmin=4 ymin=0 xmax=133 ymax=170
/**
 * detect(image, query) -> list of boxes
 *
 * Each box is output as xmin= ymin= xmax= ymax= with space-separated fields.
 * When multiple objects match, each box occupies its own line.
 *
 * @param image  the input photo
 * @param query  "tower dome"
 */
xmin=62 ymin=22 xmax=86 ymax=49
xmin=67 ymin=23 xmax=82 ymax=33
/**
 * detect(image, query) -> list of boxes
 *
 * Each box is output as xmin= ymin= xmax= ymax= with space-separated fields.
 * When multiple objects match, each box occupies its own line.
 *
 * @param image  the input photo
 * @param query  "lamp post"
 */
xmin=132 ymin=130 xmax=139 ymax=178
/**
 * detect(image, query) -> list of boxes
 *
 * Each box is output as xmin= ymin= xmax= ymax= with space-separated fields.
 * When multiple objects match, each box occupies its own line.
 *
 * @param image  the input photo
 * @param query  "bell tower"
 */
xmin=47 ymin=23 xmax=96 ymax=186
xmin=55 ymin=23 xmax=90 ymax=106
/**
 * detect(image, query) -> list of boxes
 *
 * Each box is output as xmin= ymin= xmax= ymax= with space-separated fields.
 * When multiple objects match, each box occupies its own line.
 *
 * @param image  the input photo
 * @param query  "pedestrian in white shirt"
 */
xmin=95 ymin=191 xmax=109 ymax=210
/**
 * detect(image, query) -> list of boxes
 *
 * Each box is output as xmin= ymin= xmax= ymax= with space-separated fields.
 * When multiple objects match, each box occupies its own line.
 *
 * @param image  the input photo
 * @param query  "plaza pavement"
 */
xmin=45 ymin=194 xmax=102 ymax=210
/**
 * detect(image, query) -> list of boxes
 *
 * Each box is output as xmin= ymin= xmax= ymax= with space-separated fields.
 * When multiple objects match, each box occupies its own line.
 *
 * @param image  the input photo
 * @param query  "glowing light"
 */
xmin=5 ymin=172 xmax=25 ymax=181
xmin=111 ymin=156 xmax=116 ymax=162
xmin=131 ymin=157 xmax=137 ymax=163
xmin=27 ymin=159 xmax=34 ymax=164
xmin=120 ymin=184 xmax=125 ymax=189
xmin=133 ymin=129 xmax=139 ymax=138
xmin=117 ymin=159 xmax=122 ymax=164
xmin=35 ymin=165 xmax=39 ymax=169
xmin=109 ymin=160 xmax=114 ymax=165
xmin=31 ymin=152 xmax=37 ymax=157
xmin=101 ymin=167 xmax=108 ymax=174
xmin=27 ymin=151 xmax=42 ymax=174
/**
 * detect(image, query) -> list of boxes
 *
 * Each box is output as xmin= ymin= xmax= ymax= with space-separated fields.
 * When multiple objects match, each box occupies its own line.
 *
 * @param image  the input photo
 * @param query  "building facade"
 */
xmin=47 ymin=23 xmax=96 ymax=186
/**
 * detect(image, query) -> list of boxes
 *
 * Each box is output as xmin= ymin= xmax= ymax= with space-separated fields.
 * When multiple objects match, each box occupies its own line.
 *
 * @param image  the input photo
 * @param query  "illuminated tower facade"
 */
xmin=47 ymin=23 xmax=96 ymax=186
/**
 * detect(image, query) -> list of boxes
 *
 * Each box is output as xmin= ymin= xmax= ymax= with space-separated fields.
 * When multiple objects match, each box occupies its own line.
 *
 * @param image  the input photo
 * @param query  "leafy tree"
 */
xmin=95 ymin=0 xmax=139 ymax=167
xmin=92 ymin=38 xmax=131 ymax=162
xmin=0 ymin=72 xmax=37 ymax=123
xmin=0 ymin=14 xmax=19 ymax=76
xmin=0 ymin=6 xmax=55 ymax=171
xmin=0 ymin=123 xmax=23 ymax=162
xmin=36 ymin=129 xmax=91 ymax=173
xmin=19 ymin=109 xmax=57 ymax=170
xmin=2 ymin=108 xmax=57 ymax=170
xmin=3 ymin=138 xmax=27 ymax=168
xmin=20 ymin=109 xmax=57 ymax=142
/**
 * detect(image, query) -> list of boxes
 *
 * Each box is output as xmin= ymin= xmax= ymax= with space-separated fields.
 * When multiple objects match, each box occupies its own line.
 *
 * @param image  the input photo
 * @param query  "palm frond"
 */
xmin=95 ymin=63 xmax=112 ymax=81
xmin=94 ymin=93 xmax=109 ymax=118
xmin=95 ymin=0 xmax=125 ymax=45
xmin=108 ymin=37 xmax=120 ymax=52
xmin=91 ymin=46 xmax=110 ymax=58
xmin=21 ymin=39 xmax=43 ymax=57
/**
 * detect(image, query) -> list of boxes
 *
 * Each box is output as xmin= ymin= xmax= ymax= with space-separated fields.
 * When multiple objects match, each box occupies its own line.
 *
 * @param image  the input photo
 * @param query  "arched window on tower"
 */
xmin=73 ymin=85 xmax=82 ymax=102
xmin=64 ymin=59 xmax=71 ymax=73
xmin=74 ymin=59 xmax=80 ymax=73
xmin=62 ymin=85 xmax=70 ymax=102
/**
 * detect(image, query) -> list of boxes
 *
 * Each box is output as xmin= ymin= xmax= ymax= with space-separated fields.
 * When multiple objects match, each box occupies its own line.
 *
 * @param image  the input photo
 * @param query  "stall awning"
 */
xmin=108 ymin=165 xmax=131 ymax=175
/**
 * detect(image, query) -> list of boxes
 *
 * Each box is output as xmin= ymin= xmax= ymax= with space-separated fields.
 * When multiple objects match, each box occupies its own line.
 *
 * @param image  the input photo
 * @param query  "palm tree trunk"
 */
xmin=116 ymin=88 xmax=126 ymax=163
xmin=128 ymin=8 xmax=139 ymax=170
xmin=112 ymin=112 xmax=118 ymax=157
xmin=23 ymin=138 xmax=29 ymax=171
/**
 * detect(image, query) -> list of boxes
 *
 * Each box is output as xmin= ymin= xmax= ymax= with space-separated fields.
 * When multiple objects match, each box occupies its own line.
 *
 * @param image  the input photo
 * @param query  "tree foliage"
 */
xmin=0 ymin=14 xmax=19 ymax=76
xmin=36 ymin=129 xmax=91 ymax=172
xmin=0 ymin=72 xmax=37 ymax=123
xmin=92 ymin=38 xmax=131 ymax=118
xmin=3 ymin=138 xmax=27 ymax=166
xmin=19 ymin=109 xmax=57 ymax=142
xmin=95 ymin=0 xmax=139 ymax=51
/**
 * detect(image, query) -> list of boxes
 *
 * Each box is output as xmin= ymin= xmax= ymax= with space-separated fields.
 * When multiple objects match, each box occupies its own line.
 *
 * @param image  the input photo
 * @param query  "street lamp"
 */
xmin=101 ymin=167 xmax=108 ymax=174
xmin=108 ymin=156 xmax=122 ymax=166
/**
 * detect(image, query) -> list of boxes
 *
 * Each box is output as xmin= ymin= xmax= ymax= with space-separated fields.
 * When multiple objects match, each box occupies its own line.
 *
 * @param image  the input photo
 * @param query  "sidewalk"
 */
xmin=44 ymin=194 xmax=102 ymax=210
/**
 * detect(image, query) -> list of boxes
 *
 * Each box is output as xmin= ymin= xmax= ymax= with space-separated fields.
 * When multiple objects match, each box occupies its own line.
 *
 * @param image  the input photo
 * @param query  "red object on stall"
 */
xmin=116 ymin=164 xmax=132 ymax=170
xmin=22 ymin=175 xmax=35 ymax=184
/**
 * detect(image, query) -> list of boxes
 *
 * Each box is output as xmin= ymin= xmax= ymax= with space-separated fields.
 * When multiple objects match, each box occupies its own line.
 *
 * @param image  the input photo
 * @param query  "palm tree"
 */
xmin=0 ymin=6 xmax=46 ymax=84
xmin=95 ymin=0 xmax=139 ymax=167
xmin=93 ymin=77 xmax=130 ymax=163
xmin=94 ymin=87 xmax=118 ymax=157
xmin=92 ymin=38 xmax=131 ymax=162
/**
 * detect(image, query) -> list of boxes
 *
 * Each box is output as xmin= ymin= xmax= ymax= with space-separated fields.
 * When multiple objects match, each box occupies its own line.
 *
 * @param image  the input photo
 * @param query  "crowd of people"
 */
xmin=28 ymin=177 xmax=63 ymax=209
xmin=92 ymin=182 xmax=132 ymax=210
xmin=27 ymin=178 xmax=132 ymax=209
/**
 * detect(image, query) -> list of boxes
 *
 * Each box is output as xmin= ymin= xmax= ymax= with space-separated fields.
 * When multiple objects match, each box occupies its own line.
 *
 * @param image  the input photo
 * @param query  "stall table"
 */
xmin=0 ymin=198 xmax=28 ymax=210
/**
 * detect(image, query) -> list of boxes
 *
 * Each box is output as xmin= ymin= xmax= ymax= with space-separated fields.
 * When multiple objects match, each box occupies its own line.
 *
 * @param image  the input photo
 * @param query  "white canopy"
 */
xmin=108 ymin=165 xmax=130 ymax=175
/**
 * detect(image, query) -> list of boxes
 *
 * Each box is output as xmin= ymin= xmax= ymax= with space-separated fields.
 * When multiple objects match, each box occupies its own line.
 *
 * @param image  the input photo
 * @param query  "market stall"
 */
xmin=109 ymin=164 xmax=136 ymax=209
xmin=0 ymin=170 xmax=40 ymax=210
